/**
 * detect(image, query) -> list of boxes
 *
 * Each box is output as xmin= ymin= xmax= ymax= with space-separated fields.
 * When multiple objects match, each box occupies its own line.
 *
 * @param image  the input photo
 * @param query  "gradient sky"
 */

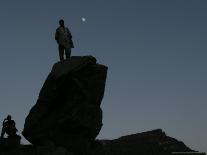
xmin=0 ymin=0 xmax=206 ymax=153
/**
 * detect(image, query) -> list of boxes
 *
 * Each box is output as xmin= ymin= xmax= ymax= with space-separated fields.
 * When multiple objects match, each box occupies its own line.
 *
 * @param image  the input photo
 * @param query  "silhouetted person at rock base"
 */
xmin=1 ymin=115 xmax=17 ymax=138
xmin=55 ymin=19 xmax=74 ymax=61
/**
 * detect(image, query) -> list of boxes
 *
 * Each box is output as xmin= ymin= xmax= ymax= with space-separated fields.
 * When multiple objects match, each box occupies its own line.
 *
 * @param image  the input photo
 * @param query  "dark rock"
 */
xmin=0 ymin=135 xmax=21 ymax=151
xmin=1 ymin=56 xmax=204 ymax=155
xmin=97 ymin=129 xmax=197 ymax=155
xmin=2 ymin=129 xmax=205 ymax=155
xmin=22 ymin=56 xmax=108 ymax=154
xmin=35 ymin=146 xmax=74 ymax=155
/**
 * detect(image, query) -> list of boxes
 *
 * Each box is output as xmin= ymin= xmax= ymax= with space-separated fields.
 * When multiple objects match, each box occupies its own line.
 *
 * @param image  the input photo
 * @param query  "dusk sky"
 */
xmin=0 ymin=0 xmax=206 ymax=153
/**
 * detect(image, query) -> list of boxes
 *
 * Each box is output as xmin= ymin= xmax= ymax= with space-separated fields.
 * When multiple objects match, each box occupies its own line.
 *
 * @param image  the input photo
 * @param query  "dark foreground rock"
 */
xmin=1 ymin=129 xmax=205 ymax=155
xmin=22 ymin=56 xmax=108 ymax=154
xmin=97 ymin=129 xmax=197 ymax=155
xmin=0 ymin=135 xmax=21 ymax=152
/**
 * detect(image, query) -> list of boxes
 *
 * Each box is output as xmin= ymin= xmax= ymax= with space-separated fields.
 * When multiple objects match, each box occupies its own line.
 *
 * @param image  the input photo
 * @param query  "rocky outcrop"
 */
xmin=1 ymin=129 xmax=205 ymax=155
xmin=98 ymin=129 xmax=195 ymax=155
xmin=0 ymin=56 xmax=205 ymax=155
xmin=22 ymin=56 xmax=108 ymax=154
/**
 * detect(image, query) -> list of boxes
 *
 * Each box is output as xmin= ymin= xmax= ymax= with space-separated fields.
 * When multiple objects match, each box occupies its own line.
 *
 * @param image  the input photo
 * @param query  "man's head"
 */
xmin=7 ymin=115 xmax=11 ymax=120
xmin=59 ymin=19 xmax=65 ymax=27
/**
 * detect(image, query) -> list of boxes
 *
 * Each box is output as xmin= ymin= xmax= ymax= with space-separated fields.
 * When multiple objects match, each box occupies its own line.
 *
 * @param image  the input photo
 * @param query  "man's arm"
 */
xmin=55 ymin=29 xmax=59 ymax=44
xmin=66 ymin=28 xmax=74 ymax=48
xmin=66 ymin=28 xmax=72 ymax=39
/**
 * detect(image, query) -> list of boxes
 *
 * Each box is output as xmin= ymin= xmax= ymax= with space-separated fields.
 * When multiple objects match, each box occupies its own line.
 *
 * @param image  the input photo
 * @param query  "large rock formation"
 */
xmin=0 ymin=56 xmax=205 ymax=155
xmin=22 ymin=56 xmax=108 ymax=154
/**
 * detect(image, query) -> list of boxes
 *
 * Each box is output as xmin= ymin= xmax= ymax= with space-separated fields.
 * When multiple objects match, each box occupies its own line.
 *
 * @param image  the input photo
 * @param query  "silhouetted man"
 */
xmin=55 ymin=19 xmax=74 ymax=61
xmin=0 ymin=115 xmax=17 ymax=138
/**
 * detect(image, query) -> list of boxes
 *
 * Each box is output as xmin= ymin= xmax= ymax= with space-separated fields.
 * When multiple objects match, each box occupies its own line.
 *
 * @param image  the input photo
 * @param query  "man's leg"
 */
xmin=65 ymin=48 xmax=71 ymax=59
xmin=58 ymin=45 xmax=64 ymax=61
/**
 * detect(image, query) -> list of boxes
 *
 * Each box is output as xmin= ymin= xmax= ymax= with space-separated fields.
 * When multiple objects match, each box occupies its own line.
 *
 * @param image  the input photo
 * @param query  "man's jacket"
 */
xmin=55 ymin=26 xmax=74 ymax=48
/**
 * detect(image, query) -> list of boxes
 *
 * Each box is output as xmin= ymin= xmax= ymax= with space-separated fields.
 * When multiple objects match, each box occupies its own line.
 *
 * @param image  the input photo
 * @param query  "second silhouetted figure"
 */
xmin=1 ymin=115 xmax=17 ymax=138
xmin=55 ymin=19 xmax=74 ymax=61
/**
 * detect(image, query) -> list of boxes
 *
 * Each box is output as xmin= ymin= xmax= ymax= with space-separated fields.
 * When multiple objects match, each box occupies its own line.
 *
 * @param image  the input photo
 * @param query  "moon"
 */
xmin=81 ymin=17 xmax=86 ymax=22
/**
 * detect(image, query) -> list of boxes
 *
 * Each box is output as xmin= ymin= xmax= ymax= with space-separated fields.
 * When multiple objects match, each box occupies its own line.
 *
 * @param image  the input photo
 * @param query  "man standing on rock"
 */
xmin=55 ymin=19 xmax=74 ymax=60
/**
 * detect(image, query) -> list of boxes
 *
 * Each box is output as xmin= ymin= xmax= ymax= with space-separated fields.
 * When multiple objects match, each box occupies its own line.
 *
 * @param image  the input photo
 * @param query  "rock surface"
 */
xmin=98 ymin=129 xmax=196 ymax=155
xmin=1 ymin=129 xmax=205 ymax=155
xmin=22 ymin=56 xmax=108 ymax=154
